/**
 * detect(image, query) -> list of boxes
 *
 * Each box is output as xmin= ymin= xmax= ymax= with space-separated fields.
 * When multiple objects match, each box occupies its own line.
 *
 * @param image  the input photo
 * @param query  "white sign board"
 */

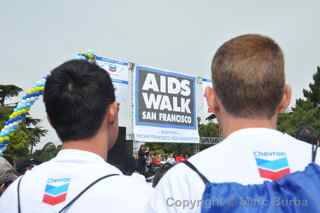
xmin=94 ymin=55 xmax=130 ymax=127
xmin=132 ymin=65 xmax=199 ymax=143
xmin=75 ymin=53 xmax=130 ymax=127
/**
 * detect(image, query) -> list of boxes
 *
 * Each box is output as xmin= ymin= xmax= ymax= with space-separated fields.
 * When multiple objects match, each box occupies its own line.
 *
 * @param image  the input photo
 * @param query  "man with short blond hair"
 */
xmin=148 ymin=34 xmax=319 ymax=213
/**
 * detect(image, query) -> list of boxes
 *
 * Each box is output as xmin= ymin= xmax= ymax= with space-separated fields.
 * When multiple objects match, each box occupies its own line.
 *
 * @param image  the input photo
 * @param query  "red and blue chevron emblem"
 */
xmin=42 ymin=178 xmax=71 ymax=206
xmin=254 ymin=152 xmax=290 ymax=181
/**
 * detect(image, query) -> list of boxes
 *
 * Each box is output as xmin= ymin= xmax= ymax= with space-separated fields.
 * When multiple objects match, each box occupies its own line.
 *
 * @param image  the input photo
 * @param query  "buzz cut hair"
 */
xmin=211 ymin=34 xmax=285 ymax=118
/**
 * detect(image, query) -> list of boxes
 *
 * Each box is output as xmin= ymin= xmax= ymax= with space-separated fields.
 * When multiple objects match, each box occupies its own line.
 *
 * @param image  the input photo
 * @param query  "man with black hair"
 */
xmin=0 ymin=60 xmax=152 ymax=212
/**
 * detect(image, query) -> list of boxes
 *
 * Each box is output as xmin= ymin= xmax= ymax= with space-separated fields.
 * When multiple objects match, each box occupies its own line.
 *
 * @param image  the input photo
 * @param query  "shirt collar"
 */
xmin=225 ymin=128 xmax=284 ymax=140
xmin=54 ymin=149 xmax=108 ymax=164
xmin=53 ymin=149 xmax=123 ymax=174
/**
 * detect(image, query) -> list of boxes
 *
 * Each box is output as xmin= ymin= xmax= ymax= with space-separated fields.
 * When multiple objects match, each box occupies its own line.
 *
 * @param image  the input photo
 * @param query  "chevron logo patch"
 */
xmin=42 ymin=178 xmax=71 ymax=206
xmin=254 ymin=151 xmax=290 ymax=181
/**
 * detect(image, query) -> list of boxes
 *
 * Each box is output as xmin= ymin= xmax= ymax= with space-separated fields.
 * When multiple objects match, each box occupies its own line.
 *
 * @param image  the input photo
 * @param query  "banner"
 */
xmin=94 ymin=55 xmax=130 ymax=127
xmin=132 ymin=65 xmax=199 ymax=143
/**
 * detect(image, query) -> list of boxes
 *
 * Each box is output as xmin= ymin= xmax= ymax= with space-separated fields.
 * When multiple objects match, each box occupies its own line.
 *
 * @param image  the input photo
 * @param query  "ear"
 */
xmin=205 ymin=87 xmax=214 ymax=113
xmin=106 ymin=102 xmax=119 ymax=125
xmin=205 ymin=87 xmax=219 ymax=114
xmin=278 ymin=85 xmax=292 ymax=113
xmin=47 ymin=116 xmax=52 ymax=126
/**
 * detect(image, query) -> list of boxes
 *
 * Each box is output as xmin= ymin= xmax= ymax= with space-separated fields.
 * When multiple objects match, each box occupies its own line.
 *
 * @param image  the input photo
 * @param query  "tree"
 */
xmin=199 ymin=122 xmax=220 ymax=137
xmin=0 ymin=84 xmax=48 ymax=162
xmin=32 ymin=142 xmax=61 ymax=163
xmin=26 ymin=125 xmax=48 ymax=154
xmin=2 ymin=125 xmax=30 ymax=162
xmin=278 ymin=67 xmax=320 ymax=136
xmin=0 ymin=85 xmax=22 ymax=106
xmin=303 ymin=66 xmax=320 ymax=107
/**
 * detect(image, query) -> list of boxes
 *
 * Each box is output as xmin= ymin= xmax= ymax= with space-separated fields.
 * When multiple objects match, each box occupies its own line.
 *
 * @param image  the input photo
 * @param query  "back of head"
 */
xmin=43 ymin=60 xmax=115 ymax=142
xmin=212 ymin=34 xmax=285 ymax=118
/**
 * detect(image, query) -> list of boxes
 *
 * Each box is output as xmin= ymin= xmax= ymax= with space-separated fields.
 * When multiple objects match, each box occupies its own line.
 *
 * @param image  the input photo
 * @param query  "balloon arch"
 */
xmin=0 ymin=78 xmax=46 ymax=153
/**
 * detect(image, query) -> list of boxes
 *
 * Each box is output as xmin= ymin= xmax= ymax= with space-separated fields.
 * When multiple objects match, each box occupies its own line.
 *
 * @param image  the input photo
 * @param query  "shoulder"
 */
xmin=96 ymin=172 xmax=153 ymax=195
xmin=118 ymin=173 xmax=152 ymax=188
xmin=0 ymin=176 xmax=21 ymax=212
xmin=188 ymin=139 xmax=234 ymax=170
xmin=282 ymin=134 xmax=316 ymax=157
xmin=158 ymin=162 xmax=205 ymax=194
xmin=157 ymin=162 xmax=201 ymax=185
xmin=283 ymin=133 xmax=313 ymax=147
xmin=83 ymin=173 xmax=153 ymax=212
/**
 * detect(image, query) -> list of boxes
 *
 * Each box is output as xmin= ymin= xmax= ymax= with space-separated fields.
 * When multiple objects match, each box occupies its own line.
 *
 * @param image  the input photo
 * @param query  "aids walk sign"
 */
xmin=132 ymin=65 xmax=199 ymax=143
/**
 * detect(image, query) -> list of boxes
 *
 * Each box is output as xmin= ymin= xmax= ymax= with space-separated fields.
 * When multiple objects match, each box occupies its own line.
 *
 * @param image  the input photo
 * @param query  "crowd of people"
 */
xmin=0 ymin=34 xmax=319 ymax=212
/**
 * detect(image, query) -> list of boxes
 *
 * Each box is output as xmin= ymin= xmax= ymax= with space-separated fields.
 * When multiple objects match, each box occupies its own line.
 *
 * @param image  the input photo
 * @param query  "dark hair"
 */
xmin=43 ymin=60 xmax=115 ymax=142
xmin=212 ymin=34 xmax=285 ymax=118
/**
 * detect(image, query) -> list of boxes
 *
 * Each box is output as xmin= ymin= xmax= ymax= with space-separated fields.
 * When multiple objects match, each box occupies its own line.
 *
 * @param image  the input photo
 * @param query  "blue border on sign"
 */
xmin=95 ymin=55 xmax=129 ymax=66
xmin=112 ymin=79 xmax=129 ymax=85
xmin=135 ymin=65 xmax=197 ymax=130
xmin=202 ymin=78 xmax=212 ymax=83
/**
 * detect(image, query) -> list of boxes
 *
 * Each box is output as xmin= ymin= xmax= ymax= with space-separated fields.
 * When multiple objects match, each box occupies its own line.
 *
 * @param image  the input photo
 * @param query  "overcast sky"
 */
xmin=1 ymin=0 xmax=319 ymax=146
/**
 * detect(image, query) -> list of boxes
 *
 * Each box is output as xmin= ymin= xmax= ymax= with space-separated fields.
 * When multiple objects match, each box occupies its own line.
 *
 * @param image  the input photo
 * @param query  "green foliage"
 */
xmin=26 ymin=126 xmax=48 ymax=153
xmin=199 ymin=122 xmax=220 ymax=137
xmin=3 ymin=125 xmax=31 ymax=162
xmin=0 ymin=106 xmax=13 ymax=121
xmin=278 ymin=102 xmax=320 ymax=136
xmin=278 ymin=67 xmax=320 ymax=137
xmin=1 ymin=110 xmax=48 ymax=162
xmin=0 ymin=85 xmax=22 ymax=106
xmin=303 ymin=66 xmax=320 ymax=107
xmin=0 ymin=84 xmax=48 ymax=162
xmin=32 ymin=142 xmax=61 ymax=163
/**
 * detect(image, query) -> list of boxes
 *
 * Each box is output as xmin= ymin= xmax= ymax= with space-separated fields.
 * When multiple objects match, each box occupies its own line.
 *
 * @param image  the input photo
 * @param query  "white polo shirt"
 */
xmin=148 ymin=128 xmax=320 ymax=213
xmin=0 ymin=149 xmax=153 ymax=213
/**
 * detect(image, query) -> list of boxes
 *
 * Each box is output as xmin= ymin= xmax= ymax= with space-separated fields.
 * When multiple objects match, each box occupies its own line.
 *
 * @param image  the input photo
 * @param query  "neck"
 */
xmin=219 ymin=115 xmax=277 ymax=138
xmin=62 ymin=132 xmax=108 ymax=160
